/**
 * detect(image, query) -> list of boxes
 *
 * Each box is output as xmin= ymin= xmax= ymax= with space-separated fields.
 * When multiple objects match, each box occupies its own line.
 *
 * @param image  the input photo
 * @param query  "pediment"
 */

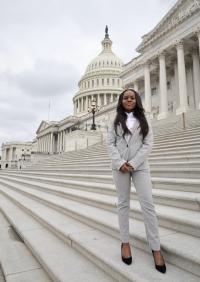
xmin=36 ymin=120 xmax=49 ymax=134
xmin=137 ymin=0 xmax=200 ymax=52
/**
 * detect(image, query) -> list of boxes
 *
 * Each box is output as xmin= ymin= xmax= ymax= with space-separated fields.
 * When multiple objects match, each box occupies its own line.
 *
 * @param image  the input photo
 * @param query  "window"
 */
xmin=97 ymin=79 xmax=99 ymax=86
xmin=102 ymin=79 xmax=104 ymax=86
xmin=107 ymin=78 xmax=109 ymax=85
xmin=112 ymin=79 xmax=115 ymax=85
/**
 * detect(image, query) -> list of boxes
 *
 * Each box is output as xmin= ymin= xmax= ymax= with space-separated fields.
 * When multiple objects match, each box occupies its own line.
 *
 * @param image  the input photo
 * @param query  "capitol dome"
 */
xmin=73 ymin=26 xmax=123 ymax=116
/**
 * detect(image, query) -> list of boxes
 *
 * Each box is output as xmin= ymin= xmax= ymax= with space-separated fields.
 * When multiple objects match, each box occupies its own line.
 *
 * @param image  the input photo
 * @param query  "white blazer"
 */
xmin=107 ymin=118 xmax=153 ymax=171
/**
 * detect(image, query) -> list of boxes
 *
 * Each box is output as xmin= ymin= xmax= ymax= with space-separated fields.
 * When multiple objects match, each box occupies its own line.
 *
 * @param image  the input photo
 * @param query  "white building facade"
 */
xmin=121 ymin=0 xmax=200 ymax=119
xmin=1 ymin=142 xmax=32 ymax=169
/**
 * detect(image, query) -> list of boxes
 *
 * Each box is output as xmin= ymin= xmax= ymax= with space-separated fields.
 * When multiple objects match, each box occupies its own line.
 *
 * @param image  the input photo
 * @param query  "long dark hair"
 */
xmin=114 ymin=88 xmax=149 ymax=140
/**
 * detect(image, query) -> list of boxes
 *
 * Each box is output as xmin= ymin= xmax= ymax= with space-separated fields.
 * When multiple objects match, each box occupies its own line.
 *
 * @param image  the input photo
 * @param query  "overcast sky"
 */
xmin=0 ymin=0 xmax=178 ymax=149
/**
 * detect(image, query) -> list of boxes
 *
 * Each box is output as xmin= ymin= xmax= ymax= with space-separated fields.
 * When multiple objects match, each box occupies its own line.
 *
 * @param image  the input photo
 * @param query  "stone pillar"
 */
xmin=176 ymin=40 xmax=188 ymax=114
xmin=81 ymin=97 xmax=84 ymax=112
xmin=104 ymin=94 xmax=107 ymax=106
xmin=158 ymin=52 xmax=168 ymax=119
xmin=197 ymin=31 xmax=200 ymax=59
xmin=50 ymin=132 xmax=53 ymax=154
xmin=144 ymin=63 xmax=152 ymax=114
xmin=78 ymin=99 xmax=80 ymax=113
xmin=37 ymin=138 xmax=40 ymax=152
xmin=134 ymin=80 xmax=139 ymax=92
xmin=110 ymin=93 xmax=113 ymax=103
xmin=58 ymin=133 xmax=60 ymax=153
xmin=98 ymin=94 xmax=101 ymax=106
xmin=192 ymin=49 xmax=200 ymax=109
xmin=86 ymin=95 xmax=89 ymax=111
xmin=61 ymin=131 xmax=63 ymax=152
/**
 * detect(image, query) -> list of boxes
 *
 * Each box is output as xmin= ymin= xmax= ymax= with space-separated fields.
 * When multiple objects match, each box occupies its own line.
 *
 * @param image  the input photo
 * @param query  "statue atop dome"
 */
xmin=105 ymin=25 xmax=109 ymax=39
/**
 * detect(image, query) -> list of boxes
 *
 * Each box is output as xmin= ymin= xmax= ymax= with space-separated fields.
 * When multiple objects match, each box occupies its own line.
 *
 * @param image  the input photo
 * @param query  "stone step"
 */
xmin=0 ymin=192 xmax=114 ymax=282
xmin=0 ymin=211 xmax=51 ymax=282
xmin=0 ymin=176 xmax=199 ymax=238
xmin=154 ymin=135 xmax=200 ymax=144
xmin=153 ymin=126 xmax=200 ymax=140
xmin=30 ymin=155 xmax=200 ymax=166
xmin=32 ymin=148 xmax=200 ymax=166
xmin=2 ymin=171 xmax=200 ymax=193
xmin=25 ymin=160 xmax=200 ymax=170
xmin=149 ymin=155 xmax=200 ymax=162
xmin=5 ymin=173 xmax=200 ymax=212
xmin=0 ymin=184 xmax=200 ymax=279
xmin=22 ymin=166 xmax=200 ymax=179
xmin=153 ymin=140 xmax=200 ymax=149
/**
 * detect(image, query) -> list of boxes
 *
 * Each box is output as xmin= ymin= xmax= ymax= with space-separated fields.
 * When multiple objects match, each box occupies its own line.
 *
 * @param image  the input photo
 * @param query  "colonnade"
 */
xmin=74 ymin=93 xmax=117 ymax=115
xmin=131 ymin=34 xmax=200 ymax=119
xmin=37 ymin=130 xmax=66 ymax=154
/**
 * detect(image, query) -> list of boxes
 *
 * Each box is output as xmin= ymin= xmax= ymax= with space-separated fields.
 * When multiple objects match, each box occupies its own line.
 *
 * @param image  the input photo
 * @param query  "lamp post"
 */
xmin=88 ymin=99 xmax=99 ymax=130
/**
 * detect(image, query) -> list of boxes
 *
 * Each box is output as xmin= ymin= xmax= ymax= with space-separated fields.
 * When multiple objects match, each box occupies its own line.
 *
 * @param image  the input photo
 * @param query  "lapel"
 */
xmin=116 ymin=118 xmax=140 ymax=145
xmin=128 ymin=119 xmax=140 ymax=145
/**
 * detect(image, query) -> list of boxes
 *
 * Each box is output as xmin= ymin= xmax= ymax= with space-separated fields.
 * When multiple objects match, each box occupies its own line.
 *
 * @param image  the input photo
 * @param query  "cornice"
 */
xmin=137 ymin=0 xmax=200 ymax=52
xmin=73 ymin=88 xmax=122 ymax=101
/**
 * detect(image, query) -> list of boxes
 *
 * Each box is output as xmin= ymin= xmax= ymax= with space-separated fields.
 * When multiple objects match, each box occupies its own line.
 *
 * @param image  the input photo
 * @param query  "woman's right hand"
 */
xmin=120 ymin=163 xmax=131 ymax=173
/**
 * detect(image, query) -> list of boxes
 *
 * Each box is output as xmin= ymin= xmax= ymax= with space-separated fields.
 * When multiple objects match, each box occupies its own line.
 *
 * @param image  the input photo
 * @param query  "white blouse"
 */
xmin=125 ymin=112 xmax=137 ymax=142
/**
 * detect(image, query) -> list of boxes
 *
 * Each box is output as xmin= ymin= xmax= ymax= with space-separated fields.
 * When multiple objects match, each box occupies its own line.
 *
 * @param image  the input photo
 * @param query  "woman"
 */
xmin=107 ymin=88 xmax=166 ymax=273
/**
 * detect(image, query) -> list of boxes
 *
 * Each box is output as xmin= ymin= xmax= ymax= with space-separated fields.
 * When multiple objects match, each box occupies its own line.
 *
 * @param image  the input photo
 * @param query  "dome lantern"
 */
xmin=101 ymin=25 xmax=113 ymax=53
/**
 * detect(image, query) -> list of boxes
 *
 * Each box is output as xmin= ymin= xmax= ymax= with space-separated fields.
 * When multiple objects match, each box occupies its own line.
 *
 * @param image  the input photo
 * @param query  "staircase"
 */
xmin=0 ymin=126 xmax=200 ymax=281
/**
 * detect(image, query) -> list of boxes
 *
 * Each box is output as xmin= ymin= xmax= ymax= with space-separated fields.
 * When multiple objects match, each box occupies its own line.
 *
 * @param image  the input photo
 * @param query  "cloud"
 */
xmin=12 ymin=59 xmax=78 ymax=97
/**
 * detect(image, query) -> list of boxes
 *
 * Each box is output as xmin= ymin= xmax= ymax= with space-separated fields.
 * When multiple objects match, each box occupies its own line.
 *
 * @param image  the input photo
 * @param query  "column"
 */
xmin=81 ymin=97 xmax=84 ymax=112
xmin=98 ymin=94 xmax=101 ymax=107
xmin=58 ymin=133 xmax=60 ymax=153
xmin=78 ymin=99 xmax=81 ymax=113
xmin=104 ymin=94 xmax=107 ymax=105
xmin=50 ymin=132 xmax=53 ymax=154
xmin=110 ymin=93 xmax=113 ymax=103
xmin=144 ymin=63 xmax=152 ymax=114
xmin=63 ymin=131 xmax=66 ymax=152
xmin=86 ymin=95 xmax=89 ymax=111
xmin=176 ymin=40 xmax=188 ymax=114
xmin=134 ymin=80 xmax=139 ymax=92
xmin=158 ymin=52 xmax=168 ymax=119
xmin=192 ymin=49 xmax=200 ymax=109
xmin=197 ymin=31 xmax=200 ymax=59
xmin=37 ymin=138 xmax=40 ymax=152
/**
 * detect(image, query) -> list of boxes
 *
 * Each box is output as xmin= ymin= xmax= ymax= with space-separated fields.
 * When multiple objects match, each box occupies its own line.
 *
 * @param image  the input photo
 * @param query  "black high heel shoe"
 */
xmin=121 ymin=243 xmax=132 ymax=265
xmin=152 ymin=250 xmax=166 ymax=273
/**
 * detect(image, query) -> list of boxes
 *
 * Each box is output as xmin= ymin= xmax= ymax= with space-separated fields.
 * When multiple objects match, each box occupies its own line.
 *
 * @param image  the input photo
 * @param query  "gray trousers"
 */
xmin=112 ymin=169 xmax=160 ymax=251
